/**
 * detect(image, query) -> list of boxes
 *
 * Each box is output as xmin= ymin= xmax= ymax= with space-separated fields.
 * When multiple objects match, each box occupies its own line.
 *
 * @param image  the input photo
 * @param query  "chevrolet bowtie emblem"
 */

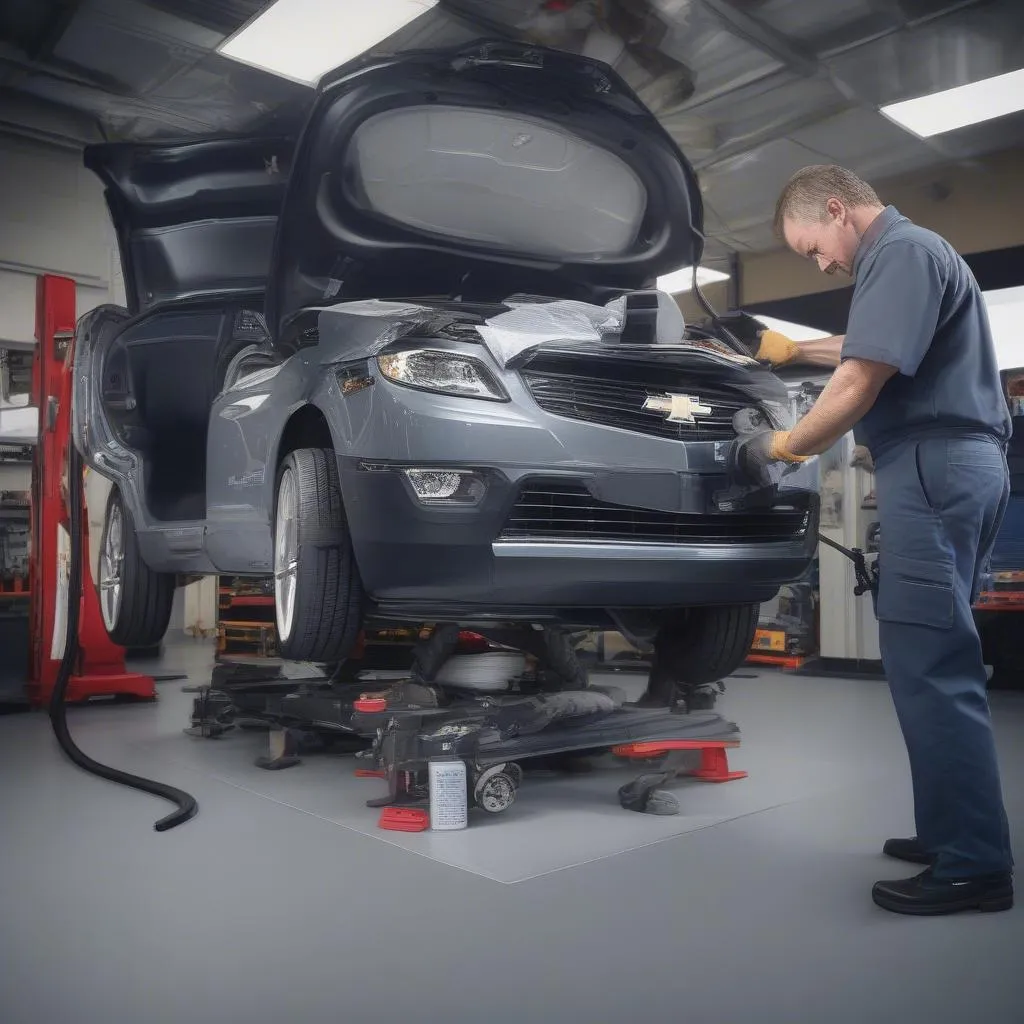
xmin=643 ymin=393 xmax=713 ymax=424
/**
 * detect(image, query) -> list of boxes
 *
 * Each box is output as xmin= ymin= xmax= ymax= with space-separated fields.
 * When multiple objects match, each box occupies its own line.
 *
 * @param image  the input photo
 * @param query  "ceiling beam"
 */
xmin=438 ymin=0 xmax=522 ymax=39
xmin=0 ymin=87 xmax=104 ymax=147
xmin=690 ymin=101 xmax=857 ymax=172
xmin=691 ymin=0 xmax=820 ymax=77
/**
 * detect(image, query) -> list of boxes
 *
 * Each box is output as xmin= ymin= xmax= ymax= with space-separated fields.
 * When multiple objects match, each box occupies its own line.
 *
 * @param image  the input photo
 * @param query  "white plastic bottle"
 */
xmin=428 ymin=758 xmax=469 ymax=831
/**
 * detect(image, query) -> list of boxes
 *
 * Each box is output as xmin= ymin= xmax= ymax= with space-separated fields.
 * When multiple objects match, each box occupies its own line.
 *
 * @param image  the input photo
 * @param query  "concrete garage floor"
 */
xmin=1 ymin=641 xmax=1023 ymax=1024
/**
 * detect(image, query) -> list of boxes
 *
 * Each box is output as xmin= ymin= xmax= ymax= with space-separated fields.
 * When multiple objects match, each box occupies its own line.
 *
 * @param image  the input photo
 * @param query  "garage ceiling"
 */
xmin=1 ymin=0 xmax=1022 ymax=261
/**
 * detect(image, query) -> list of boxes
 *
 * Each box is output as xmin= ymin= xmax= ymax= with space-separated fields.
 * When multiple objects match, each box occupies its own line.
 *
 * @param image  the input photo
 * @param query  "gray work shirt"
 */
xmin=841 ymin=205 xmax=1011 ymax=456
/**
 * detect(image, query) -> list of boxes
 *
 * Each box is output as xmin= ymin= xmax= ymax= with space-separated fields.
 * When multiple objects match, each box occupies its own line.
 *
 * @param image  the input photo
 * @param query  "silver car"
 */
xmin=72 ymin=41 xmax=817 ymax=682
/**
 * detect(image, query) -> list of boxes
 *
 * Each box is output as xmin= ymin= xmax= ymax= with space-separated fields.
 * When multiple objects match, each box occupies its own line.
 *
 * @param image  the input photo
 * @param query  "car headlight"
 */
xmin=376 ymin=349 xmax=507 ymax=402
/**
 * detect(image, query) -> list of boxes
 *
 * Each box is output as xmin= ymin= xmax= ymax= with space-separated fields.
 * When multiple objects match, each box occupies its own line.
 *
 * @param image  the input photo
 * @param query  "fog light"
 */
xmin=405 ymin=469 xmax=486 ymax=506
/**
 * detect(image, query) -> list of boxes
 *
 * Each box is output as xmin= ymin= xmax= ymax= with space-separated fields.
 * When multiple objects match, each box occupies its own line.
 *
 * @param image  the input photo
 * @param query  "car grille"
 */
xmin=521 ymin=369 xmax=748 ymax=441
xmin=499 ymin=484 xmax=811 ymax=545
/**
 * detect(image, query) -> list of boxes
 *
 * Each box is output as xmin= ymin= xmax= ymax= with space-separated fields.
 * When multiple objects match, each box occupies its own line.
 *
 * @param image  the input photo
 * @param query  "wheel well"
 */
xmin=277 ymin=405 xmax=333 ymax=464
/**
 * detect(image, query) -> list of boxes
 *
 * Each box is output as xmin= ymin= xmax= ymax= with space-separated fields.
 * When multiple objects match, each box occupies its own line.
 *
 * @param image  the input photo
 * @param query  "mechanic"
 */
xmin=741 ymin=164 xmax=1014 ymax=916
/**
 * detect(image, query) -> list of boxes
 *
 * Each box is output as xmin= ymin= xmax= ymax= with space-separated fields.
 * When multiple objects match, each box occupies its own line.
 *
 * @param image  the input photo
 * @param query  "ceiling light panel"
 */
xmin=881 ymin=68 xmax=1024 ymax=138
xmin=218 ymin=0 xmax=438 ymax=86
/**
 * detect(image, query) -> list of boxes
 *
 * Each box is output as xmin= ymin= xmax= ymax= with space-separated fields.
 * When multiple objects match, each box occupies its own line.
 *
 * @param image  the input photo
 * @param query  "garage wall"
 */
xmin=739 ymin=147 xmax=1024 ymax=306
xmin=0 ymin=133 xmax=125 ymax=343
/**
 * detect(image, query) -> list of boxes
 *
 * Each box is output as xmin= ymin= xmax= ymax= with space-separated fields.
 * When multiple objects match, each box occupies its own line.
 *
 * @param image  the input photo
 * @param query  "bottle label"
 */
xmin=429 ymin=762 xmax=468 ymax=831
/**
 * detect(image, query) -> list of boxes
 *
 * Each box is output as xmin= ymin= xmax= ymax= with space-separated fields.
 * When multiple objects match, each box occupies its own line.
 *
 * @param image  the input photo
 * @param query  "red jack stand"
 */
xmin=613 ymin=739 xmax=748 ymax=783
xmin=378 ymin=807 xmax=430 ymax=832
xmin=25 ymin=274 xmax=156 ymax=707
xmin=686 ymin=745 xmax=748 ymax=783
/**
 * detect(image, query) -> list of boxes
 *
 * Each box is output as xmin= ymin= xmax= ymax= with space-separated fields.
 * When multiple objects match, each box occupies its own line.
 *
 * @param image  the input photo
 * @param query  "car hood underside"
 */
xmin=85 ymin=40 xmax=706 ymax=337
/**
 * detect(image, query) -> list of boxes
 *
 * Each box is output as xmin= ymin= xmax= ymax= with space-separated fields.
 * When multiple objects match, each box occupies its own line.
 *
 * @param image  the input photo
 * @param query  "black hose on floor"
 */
xmin=48 ymin=442 xmax=198 ymax=831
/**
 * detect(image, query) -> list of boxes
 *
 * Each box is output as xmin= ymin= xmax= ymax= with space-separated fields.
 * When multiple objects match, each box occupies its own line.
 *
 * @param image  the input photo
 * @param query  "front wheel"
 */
xmin=98 ymin=487 xmax=175 ymax=648
xmin=656 ymin=603 xmax=759 ymax=686
xmin=274 ymin=448 xmax=364 ymax=663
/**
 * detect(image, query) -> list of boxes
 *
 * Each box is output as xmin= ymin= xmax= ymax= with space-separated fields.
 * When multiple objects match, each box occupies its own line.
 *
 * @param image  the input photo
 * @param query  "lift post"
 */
xmin=26 ymin=274 xmax=156 ymax=706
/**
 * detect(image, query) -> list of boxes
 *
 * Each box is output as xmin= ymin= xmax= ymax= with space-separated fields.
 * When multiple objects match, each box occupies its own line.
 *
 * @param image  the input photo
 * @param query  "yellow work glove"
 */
xmin=767 ymin=430 xmax=810 ymax=463
xmin=729 ymin=430 xmax=809 ymax=489
xmin=755 ymin=329 xmax=800 ymax=368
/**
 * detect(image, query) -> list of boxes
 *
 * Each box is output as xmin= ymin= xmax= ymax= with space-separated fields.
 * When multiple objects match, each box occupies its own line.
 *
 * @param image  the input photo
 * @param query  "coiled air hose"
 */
xmin=48 ymin=441 xmax=198 ymax=831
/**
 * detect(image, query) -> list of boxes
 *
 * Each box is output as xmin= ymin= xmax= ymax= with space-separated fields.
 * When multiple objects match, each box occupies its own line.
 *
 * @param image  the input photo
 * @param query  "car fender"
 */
xmin=206 ymin=349 xmax=314 ymax=572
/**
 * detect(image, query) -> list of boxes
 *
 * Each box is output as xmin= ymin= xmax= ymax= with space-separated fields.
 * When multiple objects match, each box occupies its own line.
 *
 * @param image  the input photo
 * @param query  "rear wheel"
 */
xmin=98 ymin=487 xmax=175 ymax=648
xmin=274 ymin=448 xmax=364 ymax=663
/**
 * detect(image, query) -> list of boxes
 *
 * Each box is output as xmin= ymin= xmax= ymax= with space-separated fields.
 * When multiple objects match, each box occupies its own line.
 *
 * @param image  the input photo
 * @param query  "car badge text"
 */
xmin=643 ymin=393 xmax=712 ymax=424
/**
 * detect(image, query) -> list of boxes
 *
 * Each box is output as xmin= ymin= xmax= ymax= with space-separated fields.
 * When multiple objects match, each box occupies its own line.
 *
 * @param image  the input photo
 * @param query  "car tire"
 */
xmin=98 ymin=487 xmax=175 ymax=649
xmin=274 ymin=448 xmax=364 ymax=663
xmin=658 ymin=603 xmax=759 ymax=686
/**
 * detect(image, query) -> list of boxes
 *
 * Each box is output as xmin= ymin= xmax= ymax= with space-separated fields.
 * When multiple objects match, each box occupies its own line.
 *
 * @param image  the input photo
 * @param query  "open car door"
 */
xmin=70 ymin=136 xmax=293 ymax=647
xmin=73 ymin=136 xmax=293 ymax=525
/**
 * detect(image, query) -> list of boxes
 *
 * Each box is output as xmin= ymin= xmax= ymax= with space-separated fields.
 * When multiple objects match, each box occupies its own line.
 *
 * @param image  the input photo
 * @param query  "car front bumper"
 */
xmin=338 ymin=456 xmax=818 ymax=620
xmin=326 ymin=360 xmax=818 ymax=621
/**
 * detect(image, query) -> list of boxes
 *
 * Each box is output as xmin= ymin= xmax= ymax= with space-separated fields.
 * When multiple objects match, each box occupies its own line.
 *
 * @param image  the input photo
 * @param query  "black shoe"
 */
xmin=882 ymin=837 xmax=934 ymax=865
xmin=872 ymin=867 xmax=1013 ymax=916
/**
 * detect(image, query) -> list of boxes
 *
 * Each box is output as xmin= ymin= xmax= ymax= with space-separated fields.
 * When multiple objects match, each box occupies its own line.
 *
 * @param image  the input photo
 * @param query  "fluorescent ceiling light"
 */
xmin=218 ymin=0 xmax=438 ymax=86
xmin=752 ymin=315 xmax=830 ymax=342
xmin=881 ymin=68 xmax=1024 ymax=138
xmin=657 ymin=266 xmax=729 ymax=294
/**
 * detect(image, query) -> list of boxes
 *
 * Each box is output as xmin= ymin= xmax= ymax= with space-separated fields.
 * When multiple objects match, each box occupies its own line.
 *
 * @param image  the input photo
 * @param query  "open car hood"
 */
xmin=267 ymin=39 xmax=706 ymax=347
xmin=84 ymin=136 xmax=295 ymax=315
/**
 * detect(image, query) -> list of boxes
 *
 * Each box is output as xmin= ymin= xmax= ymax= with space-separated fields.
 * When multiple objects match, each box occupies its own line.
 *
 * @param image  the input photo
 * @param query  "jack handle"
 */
xmin=817 ymin=533 xmax=879 ymax=597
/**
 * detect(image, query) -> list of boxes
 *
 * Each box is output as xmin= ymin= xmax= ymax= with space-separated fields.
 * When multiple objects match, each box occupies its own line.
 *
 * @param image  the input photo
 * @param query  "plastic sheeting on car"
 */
xmin=475 ymin=297 xmax=628 ymax=367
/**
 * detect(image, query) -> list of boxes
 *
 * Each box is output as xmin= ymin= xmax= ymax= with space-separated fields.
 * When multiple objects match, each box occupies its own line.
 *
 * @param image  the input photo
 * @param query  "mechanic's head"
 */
xmin=774 ymin=165 xmax=884 ymax=277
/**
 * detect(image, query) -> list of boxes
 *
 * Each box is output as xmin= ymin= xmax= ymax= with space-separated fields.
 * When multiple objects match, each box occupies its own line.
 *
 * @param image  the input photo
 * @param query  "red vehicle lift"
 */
xmin=25 ymin=274 xmax=156 ymax=706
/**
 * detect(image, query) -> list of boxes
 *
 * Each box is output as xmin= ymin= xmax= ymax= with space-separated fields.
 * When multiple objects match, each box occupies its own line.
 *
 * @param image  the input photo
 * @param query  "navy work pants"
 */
xmin=874 ymin=435 xmax=1013 ymax=878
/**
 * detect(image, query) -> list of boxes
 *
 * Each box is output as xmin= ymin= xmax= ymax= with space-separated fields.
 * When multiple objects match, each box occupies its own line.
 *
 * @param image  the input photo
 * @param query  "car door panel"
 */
xmin=72 ymin=303 xmax=141 ymax=514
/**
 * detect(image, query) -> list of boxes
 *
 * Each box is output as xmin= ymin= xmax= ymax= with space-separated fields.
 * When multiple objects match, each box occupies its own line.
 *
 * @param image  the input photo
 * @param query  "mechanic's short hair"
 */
xmin=774 ymin=165 xmax=882 ymax=235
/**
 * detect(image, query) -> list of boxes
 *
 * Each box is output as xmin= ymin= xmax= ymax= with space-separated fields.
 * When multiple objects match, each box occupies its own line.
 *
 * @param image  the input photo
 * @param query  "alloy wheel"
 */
xmin=99 ymin=499 xmax=124 ymax=632
xmin=274 ymin=467 xmax=299 ymax=642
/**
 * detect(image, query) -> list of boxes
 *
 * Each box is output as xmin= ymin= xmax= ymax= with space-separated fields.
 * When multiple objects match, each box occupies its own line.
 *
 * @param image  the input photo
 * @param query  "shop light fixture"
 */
xmin=218 ymin=0 xmax=438 ymax=86
xmin=656 ymin=266 xmax=730 ymax=294
xmin=752 ymin=315 xmax=831 ymax=342
xmin=881 ymin=68 xmax=1024 ymax=138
